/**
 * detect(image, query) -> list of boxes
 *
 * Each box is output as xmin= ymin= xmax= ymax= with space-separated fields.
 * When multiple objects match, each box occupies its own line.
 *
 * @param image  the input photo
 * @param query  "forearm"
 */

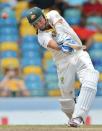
xmin=47 ymin=39 xmax=74 ymax=53
xmin=47 ymin=39 xmax=60 ymax=51
xmin=0 ymin=80 xmax=7 ymax=88
xmin=0 ymin=76 xmax=9 ymax=88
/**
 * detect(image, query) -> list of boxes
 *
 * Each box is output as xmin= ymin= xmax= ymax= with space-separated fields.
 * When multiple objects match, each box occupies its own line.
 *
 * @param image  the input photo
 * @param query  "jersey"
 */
xmin=38 ymin=10 xmax=83 ymax=62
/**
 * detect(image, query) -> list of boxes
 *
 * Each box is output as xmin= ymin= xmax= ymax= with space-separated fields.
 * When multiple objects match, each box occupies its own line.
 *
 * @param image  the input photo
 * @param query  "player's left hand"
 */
xmin=59 ymin=44 xmax=74 ymax=53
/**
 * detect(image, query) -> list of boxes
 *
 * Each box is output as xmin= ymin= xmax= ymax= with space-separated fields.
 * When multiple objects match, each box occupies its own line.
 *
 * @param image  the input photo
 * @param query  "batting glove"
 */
xmin=59 ymin=44 xmax=74 ymax=53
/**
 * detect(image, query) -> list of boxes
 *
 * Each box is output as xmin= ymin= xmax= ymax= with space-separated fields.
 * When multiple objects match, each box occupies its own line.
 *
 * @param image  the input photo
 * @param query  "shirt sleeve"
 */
xmin=46 ymin=10 xmax=62 ymax=25
xmin=38 ymin=32 xmax=52 ymax=49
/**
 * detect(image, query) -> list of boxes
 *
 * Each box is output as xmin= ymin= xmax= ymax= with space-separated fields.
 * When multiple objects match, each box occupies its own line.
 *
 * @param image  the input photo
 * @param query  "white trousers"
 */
xmin=56 ymin=50 xmax=99 ymax=119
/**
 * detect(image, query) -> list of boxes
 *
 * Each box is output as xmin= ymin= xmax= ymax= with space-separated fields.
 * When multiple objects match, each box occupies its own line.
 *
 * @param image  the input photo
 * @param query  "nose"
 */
xmin=37 ymin=21 xmax=45 ymax=29
xmin=38 ymin=21 xmax=43 ymax=27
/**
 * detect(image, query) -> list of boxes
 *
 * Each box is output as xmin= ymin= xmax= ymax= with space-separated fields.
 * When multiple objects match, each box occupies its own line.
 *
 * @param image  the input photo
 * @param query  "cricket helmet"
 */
xmin=26 ymin=7 xmax=44 ymax=25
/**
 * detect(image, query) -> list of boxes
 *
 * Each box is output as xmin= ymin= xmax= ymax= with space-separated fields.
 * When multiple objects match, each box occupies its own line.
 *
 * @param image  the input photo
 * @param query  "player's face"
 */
xmin=33 ymin=16 xmax=46 ymax=30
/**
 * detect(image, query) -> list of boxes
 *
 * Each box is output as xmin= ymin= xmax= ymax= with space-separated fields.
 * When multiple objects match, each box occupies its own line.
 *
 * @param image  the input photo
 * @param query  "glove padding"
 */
xmin=56 ymin=33 xmax=74 ymax=53
xmin=59 ymin=44 xmax=74 ymax=53
xmin=55 ymin=33 xmax=68 ymax=45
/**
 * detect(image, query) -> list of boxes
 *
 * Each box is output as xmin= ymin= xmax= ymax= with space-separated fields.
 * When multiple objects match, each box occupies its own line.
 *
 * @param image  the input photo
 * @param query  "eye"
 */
xmin=39 ymin=19 xmax=42 ymax=22
xmin=40 ymin=18 xmax=43 ymax=22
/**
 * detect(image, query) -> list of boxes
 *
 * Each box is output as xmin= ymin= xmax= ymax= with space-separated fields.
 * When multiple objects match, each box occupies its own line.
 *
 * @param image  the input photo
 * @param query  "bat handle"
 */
xmin=70 ymin=45 xmax=86 ymax=50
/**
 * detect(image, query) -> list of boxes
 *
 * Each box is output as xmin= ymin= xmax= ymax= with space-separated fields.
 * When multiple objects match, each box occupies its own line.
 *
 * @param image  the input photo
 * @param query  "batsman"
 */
xmin=26 ymin=7 xmax=99 ymax=127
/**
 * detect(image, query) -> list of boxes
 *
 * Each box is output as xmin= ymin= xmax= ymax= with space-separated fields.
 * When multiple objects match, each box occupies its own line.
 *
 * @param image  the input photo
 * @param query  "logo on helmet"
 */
xmin=31 ymin=15 xmax=36 ymax=20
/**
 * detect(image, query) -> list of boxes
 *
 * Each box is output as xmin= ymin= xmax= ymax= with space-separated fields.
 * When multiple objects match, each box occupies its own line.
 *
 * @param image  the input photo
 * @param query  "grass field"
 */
xmin=0 ymin=125 xmax=102 ymax=131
